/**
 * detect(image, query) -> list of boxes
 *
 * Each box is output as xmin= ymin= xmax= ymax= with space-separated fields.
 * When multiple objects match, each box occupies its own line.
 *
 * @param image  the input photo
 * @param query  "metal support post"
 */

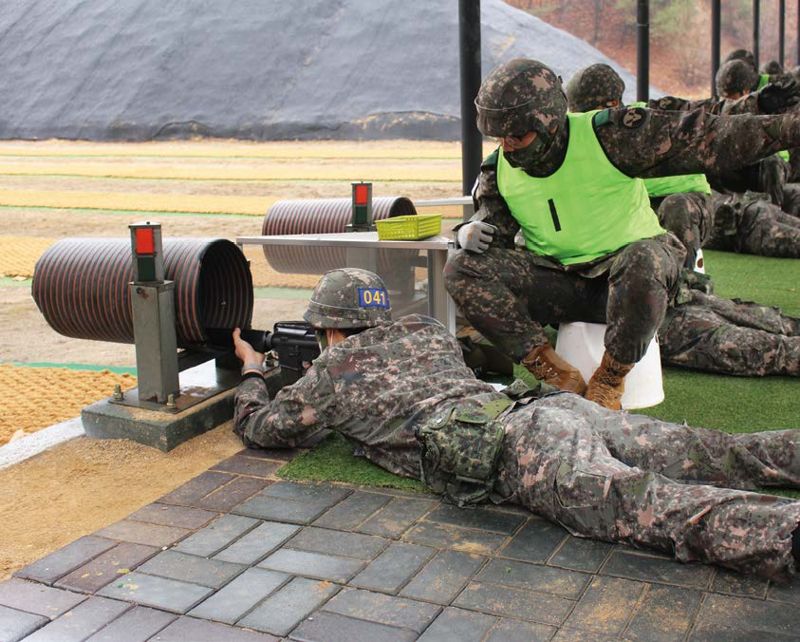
xmin=636 ymin=0 xmax=649 ymax=102
xmin=753 ymin=0 xmax=761 ymax=70
xmin=128 ymin=222 xmax=180 ymax=404
xmin=459 ymin=0 xmax=482 ymax=222
xmin=780 ymin=0 xmax=786 ymax=66
xmin=711 ymin=0 xmax=721 ymax=98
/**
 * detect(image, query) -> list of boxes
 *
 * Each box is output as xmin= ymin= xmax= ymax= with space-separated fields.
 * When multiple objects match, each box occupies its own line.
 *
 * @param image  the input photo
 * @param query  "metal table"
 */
xmin=236 ymin=232 xmax=457 ymax=332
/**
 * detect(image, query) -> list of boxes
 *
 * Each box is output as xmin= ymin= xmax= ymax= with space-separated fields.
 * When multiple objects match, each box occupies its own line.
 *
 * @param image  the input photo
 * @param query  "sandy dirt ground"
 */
xmin=0 ymin=424 xmax=243 ymax=581
xmin=0 ymin=139 xmax=464 ymax=574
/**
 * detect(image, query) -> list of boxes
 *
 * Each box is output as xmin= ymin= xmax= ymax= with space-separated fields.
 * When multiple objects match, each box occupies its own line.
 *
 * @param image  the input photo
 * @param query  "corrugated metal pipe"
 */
xmin=32 ymin=238 xmax=253 ymax=347
xmin=261 ymin=196 xmax=416 ymax=274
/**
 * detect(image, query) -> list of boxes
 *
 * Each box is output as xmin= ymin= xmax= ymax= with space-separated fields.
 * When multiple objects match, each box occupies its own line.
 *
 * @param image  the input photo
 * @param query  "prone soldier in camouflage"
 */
xmin=661 ymin=270 xmax=800 ymax=376
xmin=567 ymin=62 xmax=800 ymax=261
xmin=233 ymin=268 xmax=800 ymax=580
xmin=444 ymin=58 xmax=800 ymax=410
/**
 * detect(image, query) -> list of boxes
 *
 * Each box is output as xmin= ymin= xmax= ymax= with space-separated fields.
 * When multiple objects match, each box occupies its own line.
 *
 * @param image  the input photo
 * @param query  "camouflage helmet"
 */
xmin=716 ymin=59 xmax=759 ymax=97
xmin=723 ymin=48 xmax=757 ymax=70
xmin=761 ymin=59 xmax=783 ymax=75
xmin=565 ymin=63 xmax=625 ymax=112
xmin=304 ymin=268 xmax=391 ymax=329
xmin=474 ymin=58 xmax=567 ymax=138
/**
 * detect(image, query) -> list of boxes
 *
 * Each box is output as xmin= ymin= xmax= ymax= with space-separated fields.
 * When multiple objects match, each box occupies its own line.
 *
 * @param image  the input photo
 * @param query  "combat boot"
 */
xmin=521 ymin=344 xmax=587 ymax=395
xmin=585 ymin=351 xmax=634 ymax=410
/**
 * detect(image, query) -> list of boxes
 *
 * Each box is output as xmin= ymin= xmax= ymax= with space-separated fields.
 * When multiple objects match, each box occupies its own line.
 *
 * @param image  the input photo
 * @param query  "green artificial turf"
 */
xmin=279 ymin=249 xmax=799 ymax=491
xmin=704 ymin=250 xmax=800 ymax=316
xmin=277 ymin=432 xmax=426 ymax=492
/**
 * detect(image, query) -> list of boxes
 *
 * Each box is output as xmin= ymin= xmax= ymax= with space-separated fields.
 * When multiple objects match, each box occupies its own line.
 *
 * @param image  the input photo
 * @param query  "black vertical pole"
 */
xmin=780 ymin=0 xmax=786 ymax=66
xmin=636 ymin=0 xmax=649 ymax=102
xmin=459 ymin=0 xmax=482 ymax=218
xmin=753 ymin=0 xmax=760 ymax=70
xmin=711 ymin=0 xmax=721 ymax=97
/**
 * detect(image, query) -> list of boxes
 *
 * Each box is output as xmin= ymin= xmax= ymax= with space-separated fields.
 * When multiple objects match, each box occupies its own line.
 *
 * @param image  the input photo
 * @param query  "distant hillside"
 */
xmin=0 ymin=0 xmax=656 ymax=141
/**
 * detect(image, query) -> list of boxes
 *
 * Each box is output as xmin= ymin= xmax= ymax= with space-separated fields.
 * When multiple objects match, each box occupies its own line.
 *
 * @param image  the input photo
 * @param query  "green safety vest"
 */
xmin=644 ymin=173 xmax=712 ymax=197
xmin=779 ymin=149 xmax=791 ymax=161
xmin=757 ymin=74 xmax=770 ymax=90
xmin=496 ymin=111 xmax=665 ymax=266
xmin=625 ymin=102 xmax=713 ymax=198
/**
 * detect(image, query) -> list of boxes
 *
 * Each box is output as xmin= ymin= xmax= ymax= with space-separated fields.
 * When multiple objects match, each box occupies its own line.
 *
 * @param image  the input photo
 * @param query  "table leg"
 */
xmin=428 ymin=249 xmax=456 ymax=334
xmin=345 ymin=247 xmax=378 ymax=272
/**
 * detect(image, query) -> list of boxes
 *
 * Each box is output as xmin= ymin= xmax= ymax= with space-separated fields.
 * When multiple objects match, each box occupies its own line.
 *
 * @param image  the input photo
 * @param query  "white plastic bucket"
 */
xmin=694 ymin=248 xmax=705 ymax=274
xmin=554 ymin=322 xmax=664 ymax=410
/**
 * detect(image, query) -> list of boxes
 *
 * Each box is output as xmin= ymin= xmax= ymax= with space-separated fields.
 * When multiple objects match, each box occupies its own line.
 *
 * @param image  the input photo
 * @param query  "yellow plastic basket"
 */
xmin=375 ymin=214 xmax=442 ymax=241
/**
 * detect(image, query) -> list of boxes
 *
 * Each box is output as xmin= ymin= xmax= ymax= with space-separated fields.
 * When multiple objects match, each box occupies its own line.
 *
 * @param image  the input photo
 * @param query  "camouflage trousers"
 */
xmin=660 ymin=291 xmax=800 ymax=376
xmin=443 ymin=235 xmax=685 ymax=365
xmin=707 ymin=192 xmax=800 ymax=258
xmin=781 ymin=183 xmax=800 ymax=217
xmin=495 ymin=393 xmax=800 ymax=580
xmin=652 ymin=192 xmax=713 ymax=269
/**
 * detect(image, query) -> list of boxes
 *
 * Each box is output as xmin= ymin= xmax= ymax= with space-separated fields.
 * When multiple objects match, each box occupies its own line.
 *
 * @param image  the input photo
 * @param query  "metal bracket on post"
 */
xmin=125 ymin=222 xmax=181 ymax=409
xmin=345 ymin=181 xmax=378 ymax=270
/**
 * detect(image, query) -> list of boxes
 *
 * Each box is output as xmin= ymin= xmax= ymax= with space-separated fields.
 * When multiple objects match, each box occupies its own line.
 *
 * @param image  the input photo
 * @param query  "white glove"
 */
xmin=457 ymin=221 xmax=496 ymax=253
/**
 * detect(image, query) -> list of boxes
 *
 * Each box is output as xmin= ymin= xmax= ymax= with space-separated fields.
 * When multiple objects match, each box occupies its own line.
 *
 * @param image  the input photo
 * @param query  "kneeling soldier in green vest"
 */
xmin=444 ymin=58 xmax=800 ymax=410
xmin=233 ymin=268 xmax=800 ymax=580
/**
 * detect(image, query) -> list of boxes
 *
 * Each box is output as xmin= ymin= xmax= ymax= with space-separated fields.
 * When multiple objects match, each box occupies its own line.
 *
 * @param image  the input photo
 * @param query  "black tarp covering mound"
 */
xmin=0 ymin=0 xmax=656 ymax=141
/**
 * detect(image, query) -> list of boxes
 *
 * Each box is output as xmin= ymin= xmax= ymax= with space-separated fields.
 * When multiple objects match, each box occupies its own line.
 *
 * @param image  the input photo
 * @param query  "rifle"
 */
xmin=207 ymin=321 xmax=321 ymax=397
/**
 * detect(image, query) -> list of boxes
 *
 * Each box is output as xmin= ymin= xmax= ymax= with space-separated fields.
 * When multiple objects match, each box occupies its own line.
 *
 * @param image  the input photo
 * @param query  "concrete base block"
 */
xmin=82 ymin=388 xmax=235 ymax=452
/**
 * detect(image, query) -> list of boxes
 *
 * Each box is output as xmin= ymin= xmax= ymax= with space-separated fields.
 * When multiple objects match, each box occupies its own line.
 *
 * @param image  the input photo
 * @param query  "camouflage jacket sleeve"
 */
xmin=457 ymin=149 xmax=519 ymax=249
xmin=595 ymin=106 xmax=800 ymax=179
xmin=647 ymin=94 xmax=761 ymax=115
xmin=233 ymin=365 xmax=336 ymax=449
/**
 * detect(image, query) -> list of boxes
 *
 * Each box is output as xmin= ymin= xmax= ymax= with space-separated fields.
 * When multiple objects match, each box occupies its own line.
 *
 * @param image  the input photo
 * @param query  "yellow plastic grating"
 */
xmin=375 ymin=214 xmax=442 ymax=240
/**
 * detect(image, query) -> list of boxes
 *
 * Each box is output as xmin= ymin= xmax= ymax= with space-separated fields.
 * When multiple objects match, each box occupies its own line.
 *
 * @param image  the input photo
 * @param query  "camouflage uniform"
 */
xmin=660 ymin=277 xmax=800 ymax=375
xmin=648 ymin=78 xmax=798 ymax=116
xmin=707 ymin=151 xmax=792 ymax=209
xmin=234 ymin=314 xmax=800 ymax=580
xmin=707 ymin=191 xmax=800 ymax=258
xmin=565 ymin=62 xmax=800 ymax=261
xmin=651 ymin=192 xmax=713 ymax=268
xmin=653 ymin=189 xmax=800 ymax=260
xmin=446 ymin=59 xmax=800 ymax=368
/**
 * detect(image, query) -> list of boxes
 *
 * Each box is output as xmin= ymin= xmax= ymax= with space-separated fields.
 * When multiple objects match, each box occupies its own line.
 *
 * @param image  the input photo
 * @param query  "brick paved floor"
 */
xmin=3 ymin=448 xmax=800 ymax=641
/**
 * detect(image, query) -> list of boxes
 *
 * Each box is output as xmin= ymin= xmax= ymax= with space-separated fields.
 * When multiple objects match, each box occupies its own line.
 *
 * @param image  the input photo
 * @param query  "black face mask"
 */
xmin=315 ymin=329 xmax=328 ymax=350
xmin=504 ymin=120 xmax=568 ymax=177
xmin=504 ymin=134 xmax=550 ymax=169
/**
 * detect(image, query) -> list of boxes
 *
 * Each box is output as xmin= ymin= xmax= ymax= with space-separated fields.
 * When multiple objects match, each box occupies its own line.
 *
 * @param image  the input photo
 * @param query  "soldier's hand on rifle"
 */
xmin=457 ymin=221 xmax=496 ymax=253
xmin=233 ymin=328 xmax=265 ymax=374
